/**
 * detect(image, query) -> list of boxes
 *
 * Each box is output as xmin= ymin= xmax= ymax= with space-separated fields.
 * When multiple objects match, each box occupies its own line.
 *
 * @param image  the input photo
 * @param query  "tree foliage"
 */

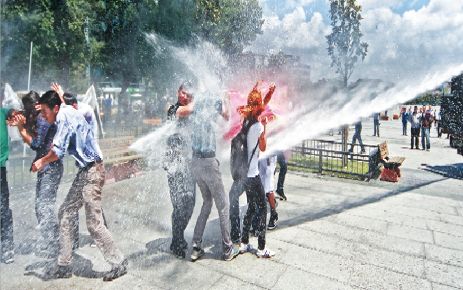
xmin=326 ymin=0 xmax=368 ymax=87
xmin=196 ymin=0 xmax=263 ymax=58
xmin=1 ymin=0 xmax=264 ymax=92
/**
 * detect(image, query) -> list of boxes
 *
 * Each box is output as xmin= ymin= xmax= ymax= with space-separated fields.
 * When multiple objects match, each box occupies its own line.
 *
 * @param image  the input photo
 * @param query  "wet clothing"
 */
xmin=373 ymin=113 xmax=380 ymax=137
xmin=30 ymin=115 xmax=63 ymax=253
xmin=53 ymin=106 xmax=124 ymax=267
xmin=52 ymin=104 xmax=103 ymax=168
xmin=35 ymin=162 xmax=63 ymax=254
xmin=0 ymin=109 xmax=10 ymax=167
xmin=190 ymin=98 xmax=233 ymax=254
xmin=57 ymin=162 xmax=124 ymax=267
xmin=165 ymin=103 xmax=196 ymax=252
xmin=409 ymin=112 xmax=421 ymax=149
xmin=241 ymin=176 xmax=267 ymax=250
xmin=1 ymin=167 xmax=13 ymax=255
xmin=0 ymin=109 xmax=13 ymax=256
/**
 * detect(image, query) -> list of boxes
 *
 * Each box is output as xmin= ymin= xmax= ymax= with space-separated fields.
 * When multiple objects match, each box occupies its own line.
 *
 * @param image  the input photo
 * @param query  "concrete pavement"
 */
xmin=0 ymin=117 xmax=462 ymax=289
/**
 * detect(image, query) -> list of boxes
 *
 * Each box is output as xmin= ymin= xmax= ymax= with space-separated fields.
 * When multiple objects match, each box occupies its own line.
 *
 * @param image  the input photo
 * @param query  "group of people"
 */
xmin=163 ymin=81 xmax=288 ymax=262
xmin=0 ymin=80 xmax=288 ymax=281
xmin=401 ymin=105 xmax=437 ymax=151
xmin=1 ymin=84 xmax=127 ymax=281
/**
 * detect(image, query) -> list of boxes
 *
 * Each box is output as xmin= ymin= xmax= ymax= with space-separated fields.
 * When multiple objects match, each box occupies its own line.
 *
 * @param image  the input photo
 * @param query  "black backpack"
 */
xmin=230 ymin=120 xmax=259 ymax=181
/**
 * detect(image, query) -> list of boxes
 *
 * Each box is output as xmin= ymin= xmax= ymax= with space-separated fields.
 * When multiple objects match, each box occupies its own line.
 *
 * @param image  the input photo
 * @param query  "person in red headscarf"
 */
xmin=229 ymin=82 xmax=276 ymax=258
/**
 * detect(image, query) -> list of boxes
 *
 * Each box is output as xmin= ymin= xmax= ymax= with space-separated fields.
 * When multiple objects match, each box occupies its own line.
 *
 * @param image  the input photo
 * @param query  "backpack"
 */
xmin=230 ymin=120 xmax=258 ymax=181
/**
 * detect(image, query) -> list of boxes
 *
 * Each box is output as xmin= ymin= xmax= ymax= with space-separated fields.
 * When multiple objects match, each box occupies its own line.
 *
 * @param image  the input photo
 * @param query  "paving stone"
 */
xmin=326 ymin=213 xmax=389 ymax=234
xmin=431 ymin=282 xmax=460 ymax=290
xmin=425 ymin=260 xmax=463 ymax=289
xmin=271 ymin=239 xmax=353 ymax=284
xmin=426 ymin=220 xmax=463 ymax=238
xmin=425 ymin=244 xmax=463 ymax=268
xmin=273 ymin=266 xmax=356 ymax=290
xmin=346 ymin=208 xmax=428 ymax=229
xmin=434 ymin=232 xmax=463 ymax=251
xmin=350 ymin=261 xmax=432 ymax=290
xmin=301 ymin=220 xmax=425 ymax=257
xmin=387 ymin=224 xmax=434 ymax=244
xmin=438 ymin=214 xmax=463 ymax=227
xmin=457 ymin=207 xmax=463 ymax=217
xmin=274 ymin=226 xmax=355 ymax=259
xmin=384 ymin=205 xmax=442 ymax=221
xmin=209 ymin=275 xmax=265 ymax=290
xmin=388 ymin=196 xmax=460 ymax=216
xmin=352 ymin=243 xmax=425 ymax=277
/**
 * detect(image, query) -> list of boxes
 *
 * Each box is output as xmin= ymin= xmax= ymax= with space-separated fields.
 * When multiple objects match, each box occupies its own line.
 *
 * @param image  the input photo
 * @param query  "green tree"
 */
xmin=196 ymin=0 xmax=263 ymax=58
xmin=326 ymin=0 xmax=368 ymax=165
xmin=1 ymin=0 xmax=100 ymax=91
xmin=326 ymin=0 xmax=368 ymax=87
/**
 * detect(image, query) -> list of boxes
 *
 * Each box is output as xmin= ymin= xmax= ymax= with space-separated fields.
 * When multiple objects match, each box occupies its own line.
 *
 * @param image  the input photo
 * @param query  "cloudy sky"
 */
xmin=250 ymin=0 xmax=463 ymax=83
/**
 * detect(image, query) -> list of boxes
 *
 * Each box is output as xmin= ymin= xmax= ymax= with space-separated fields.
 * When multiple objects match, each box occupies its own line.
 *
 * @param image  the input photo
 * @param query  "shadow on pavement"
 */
xmin=277 ymin=177 xmax=448 ymax=229
xmin=422 ymin=163 xmax=463 ymax=180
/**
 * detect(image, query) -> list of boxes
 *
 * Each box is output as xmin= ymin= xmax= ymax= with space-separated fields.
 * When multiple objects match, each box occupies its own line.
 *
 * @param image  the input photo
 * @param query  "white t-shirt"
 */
xmin=247 ymin=122 xmax=264 ymax=177
xmin=78 ymin=102 xmax=98 ymax=137
xmin=258 ymin=155 xmax=277 ymax=193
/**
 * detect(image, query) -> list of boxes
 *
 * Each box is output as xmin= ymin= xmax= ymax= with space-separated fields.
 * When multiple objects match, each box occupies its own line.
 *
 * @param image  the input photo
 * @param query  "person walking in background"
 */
xmin=275 ymin=151 xmax=287 ymax=201
xmin=373 ymin=112 xmax=380 ymax=137
xmin=409 ymin=106 xmax=421 ymax=149
xmin=421 ymin=106 xmax=434 ymax=151
xmin=400 ymin=107 xmax=409 ymax=136
xmin=349 ymin=121 xmax=366 ymax=154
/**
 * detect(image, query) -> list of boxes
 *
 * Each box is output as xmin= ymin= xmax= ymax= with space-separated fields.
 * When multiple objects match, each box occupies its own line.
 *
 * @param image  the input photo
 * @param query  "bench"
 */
xmin=99 ymin=136 xmax=143 ymax=182
xmin=378 ymin=141 xmax=405 ymax=182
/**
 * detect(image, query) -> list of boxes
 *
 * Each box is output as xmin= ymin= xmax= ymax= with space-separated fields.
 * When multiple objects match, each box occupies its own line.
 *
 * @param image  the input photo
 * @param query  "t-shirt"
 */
xmin=0 ymin=108 xmax=9 ymax=167
xmin=247 ymin=122 xmax=263 ymax=178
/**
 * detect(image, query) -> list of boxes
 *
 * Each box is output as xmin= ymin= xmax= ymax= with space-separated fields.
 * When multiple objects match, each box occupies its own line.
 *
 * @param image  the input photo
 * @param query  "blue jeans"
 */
xmin=421 ymin=127 xmax=431 ymax=149
xmin=35 ymin=161 xmax=63 ymax=253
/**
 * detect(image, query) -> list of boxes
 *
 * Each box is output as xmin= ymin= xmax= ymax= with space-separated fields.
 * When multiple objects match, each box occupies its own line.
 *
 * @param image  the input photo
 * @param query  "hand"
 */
xmin=8 ymin=114 xmax=26 ymax=127
xmin=51 ymin=82 xmax=64 ymax=98
xmin=31 ymin=159 xmax=44 ymax=172
xmin=269 ymin=82 xmax=276 ymax=91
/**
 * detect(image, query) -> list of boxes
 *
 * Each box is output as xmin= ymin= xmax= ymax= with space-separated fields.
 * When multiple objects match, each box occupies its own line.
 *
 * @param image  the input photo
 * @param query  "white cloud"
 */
xmin=251 ymin=0 xmax=463 ymax=82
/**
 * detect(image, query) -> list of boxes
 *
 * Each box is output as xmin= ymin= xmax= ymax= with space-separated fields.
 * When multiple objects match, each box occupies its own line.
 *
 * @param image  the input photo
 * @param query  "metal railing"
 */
xmin=289 ymin=139 xmax=379 ymax=180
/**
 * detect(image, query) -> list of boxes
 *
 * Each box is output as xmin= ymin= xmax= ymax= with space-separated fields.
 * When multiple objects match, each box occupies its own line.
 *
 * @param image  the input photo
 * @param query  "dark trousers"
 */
xmin=167 ymin=169 xmax=195 ymax=250
xmin=411 ymin=127 xmax=420 ymax=149
xmin=276 ymin=151 xmax=287 ymax=193
xmin=1 ymin=167 xmax=14 ymax=254
xmin=229 ymin=178 xmax=245 ymax=244
xmin=373 ymin=121 xmax=380 ymax=137
xmin=35 ymin=162 xmax=63 ymax=253
xmin=402 ymin=122 xmax=408 ymax=135
xmin=350 ymin=128 xmax=365 ymax=151
xmin=242 ymin=176 xmax=267 ymax=250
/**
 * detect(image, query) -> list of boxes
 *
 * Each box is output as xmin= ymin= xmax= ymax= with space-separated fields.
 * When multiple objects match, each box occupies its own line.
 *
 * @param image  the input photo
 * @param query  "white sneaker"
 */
xmin=239 ymin=243 xmax=254 ymax=254
xmin=256 ymin=248 xmax=275 ymax=258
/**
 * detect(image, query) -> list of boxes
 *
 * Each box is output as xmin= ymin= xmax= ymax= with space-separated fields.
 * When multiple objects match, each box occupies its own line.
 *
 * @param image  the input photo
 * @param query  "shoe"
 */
xmin=276 ymin=190 xmax=287 ymax=201
xmin=256 ymin=248 xmax=275 ymax=258
xmin=44 ymin=265 xmax=72 ymax=279
xmin=268 ymin=213 xmax=279 ymax=230
xmin=190 ymin=247 xmax=204 ymax=262
xmin=1 ymin=250 xmax=14 ymax=264
xmin=426 ymin=149 xmax=430 ymax=151
xmin=224 ymin=245 xmax=240 ymax=261
xmin=103 ymin=259 xmax=128 ymax=281
xmin=171 ymin=246 xmax=186 ymax=259
xmin=239 ymin=243 xmax=254 ymax=254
